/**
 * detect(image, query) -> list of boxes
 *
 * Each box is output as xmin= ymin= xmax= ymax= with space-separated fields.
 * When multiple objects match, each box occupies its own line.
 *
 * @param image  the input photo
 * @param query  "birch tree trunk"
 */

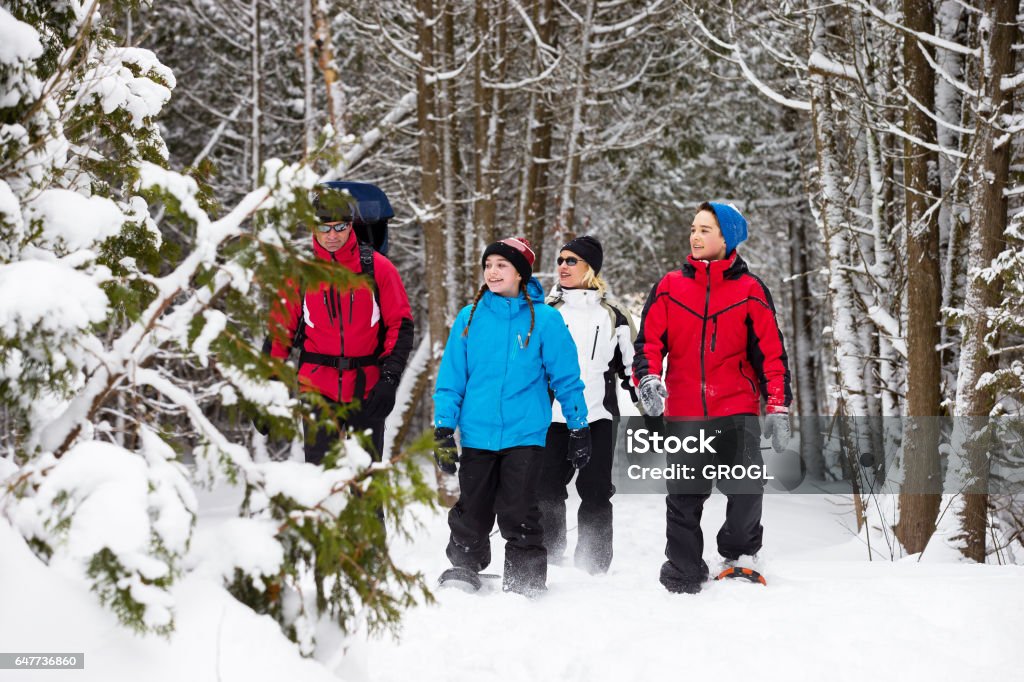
xmin=809 ymin=11 xmax=868 ymax=528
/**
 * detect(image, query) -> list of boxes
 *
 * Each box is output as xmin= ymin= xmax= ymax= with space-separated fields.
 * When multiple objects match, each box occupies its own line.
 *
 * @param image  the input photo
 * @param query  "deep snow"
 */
xmin=2 ymin=484 xmax=1022 ymax=682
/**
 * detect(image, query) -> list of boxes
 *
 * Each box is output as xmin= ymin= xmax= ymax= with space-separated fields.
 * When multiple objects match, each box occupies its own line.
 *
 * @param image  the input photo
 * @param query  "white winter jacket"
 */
xmin=547 ymin=287 xmax=638 ymax=423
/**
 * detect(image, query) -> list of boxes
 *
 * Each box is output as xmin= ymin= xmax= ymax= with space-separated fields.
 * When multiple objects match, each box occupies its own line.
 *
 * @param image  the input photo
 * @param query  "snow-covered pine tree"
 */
xmin=0 ymin=0 xmax=435 ymax=652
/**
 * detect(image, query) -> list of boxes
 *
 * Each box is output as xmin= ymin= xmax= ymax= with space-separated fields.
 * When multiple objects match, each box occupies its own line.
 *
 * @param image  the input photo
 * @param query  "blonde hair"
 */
xmin=580 ymin=266 xmax=608 ymax=295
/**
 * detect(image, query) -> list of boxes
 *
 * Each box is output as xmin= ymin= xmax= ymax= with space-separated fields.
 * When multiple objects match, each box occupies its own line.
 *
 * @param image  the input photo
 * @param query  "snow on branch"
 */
xmin=849 ymin=0 xmax=980 ymax=57
xmin=321 ymin=91 xmax=418 ymax=180
xmin=808 ymin=51 xmax=859 ymax=82
xmin=483 ymin=52 xmax=563 ymax=91
xmin=692 ymin=16 xmax=811 ymax=111
xmin=510 ymin=0 xmax=560 ymax=63
xmin=867 ymin=305 xmax=908 ymax=358
xmin=591 ymin=0 xmax=667 ymax=35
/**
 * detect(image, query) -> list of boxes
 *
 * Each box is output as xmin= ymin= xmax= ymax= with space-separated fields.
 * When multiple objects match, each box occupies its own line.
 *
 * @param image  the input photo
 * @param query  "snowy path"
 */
xmin=3 ymin=488 xmax=1021 ymax=681
xmin=346 ymin=493 xmax=1024 ymax=682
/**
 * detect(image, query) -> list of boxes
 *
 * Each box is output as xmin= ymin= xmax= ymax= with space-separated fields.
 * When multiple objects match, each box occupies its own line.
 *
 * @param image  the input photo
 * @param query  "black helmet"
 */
xmin=316 ymin=181 xmax=395 ymax=254
xmin=312 ymin=189 xmax=360 ymax=223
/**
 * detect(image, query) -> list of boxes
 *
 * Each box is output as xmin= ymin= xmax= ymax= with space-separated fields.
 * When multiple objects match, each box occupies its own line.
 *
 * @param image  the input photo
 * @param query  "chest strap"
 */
xmin=299 ymin=351 xmax=378 ymax=370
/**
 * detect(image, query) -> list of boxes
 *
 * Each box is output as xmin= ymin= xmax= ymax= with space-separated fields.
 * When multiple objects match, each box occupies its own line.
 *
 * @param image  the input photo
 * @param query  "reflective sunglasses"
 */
xmin=316 ymin=220 xmax=352 ymax=233
xmin=556 ymin=256 xmax=581 ymax=266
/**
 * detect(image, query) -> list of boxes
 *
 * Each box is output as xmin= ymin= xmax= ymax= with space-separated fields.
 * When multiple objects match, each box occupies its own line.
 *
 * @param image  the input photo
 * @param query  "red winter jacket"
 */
xmin=268 ymin=235 xmax=414 ymax=403
xmin=632 ymin=251 xmax=791 ymax=418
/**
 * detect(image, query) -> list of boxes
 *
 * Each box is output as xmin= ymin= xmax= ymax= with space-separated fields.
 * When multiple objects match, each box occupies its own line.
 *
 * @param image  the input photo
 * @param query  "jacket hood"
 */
xmin=525 ymin=276 xmax=545 ymax=302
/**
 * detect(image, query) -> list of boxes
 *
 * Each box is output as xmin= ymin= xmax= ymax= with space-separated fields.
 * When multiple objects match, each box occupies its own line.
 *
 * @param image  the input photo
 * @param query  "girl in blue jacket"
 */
xmin=433 ymin=237 xmax=591 ymax=597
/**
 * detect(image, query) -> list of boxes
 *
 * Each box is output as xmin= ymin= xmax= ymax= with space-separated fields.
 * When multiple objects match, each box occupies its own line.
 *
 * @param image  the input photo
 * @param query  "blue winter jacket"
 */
xmin=434 ymin=277 xmax=588 ymax=450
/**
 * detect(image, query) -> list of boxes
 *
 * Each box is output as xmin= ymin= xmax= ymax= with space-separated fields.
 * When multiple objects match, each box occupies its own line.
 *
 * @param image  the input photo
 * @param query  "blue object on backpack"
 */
xmin=320 ymin=180 xmax=394 ymax=255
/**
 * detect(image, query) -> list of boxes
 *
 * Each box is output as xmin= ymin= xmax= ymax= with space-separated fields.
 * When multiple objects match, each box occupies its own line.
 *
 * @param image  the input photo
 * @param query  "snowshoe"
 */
xmin=714 ymin=565 xmax=767 ymax=585
xmin=438 ymin=567 xmax=483 ymax=593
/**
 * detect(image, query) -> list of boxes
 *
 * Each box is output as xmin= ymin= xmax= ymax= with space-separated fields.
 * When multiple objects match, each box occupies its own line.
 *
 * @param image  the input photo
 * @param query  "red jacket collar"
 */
xmin=686 ymin=249 xmax=739 ymax=283
xmin=311 ymin=232 xmax=360 ymax=268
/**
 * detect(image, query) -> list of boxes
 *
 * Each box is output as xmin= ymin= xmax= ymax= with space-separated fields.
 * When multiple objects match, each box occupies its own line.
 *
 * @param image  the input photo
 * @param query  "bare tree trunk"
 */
xmin=439 ymin=1 xmax=463 ymax=318
xmin=302 ymin=0 xmax=315 ymax=158
xmin=314 ymin=1 xmax=347 ymax=139
xmin=556 ymin=0 xmax=595 ymax=244
xmin=417 ymin=0 xmax=447 ymax=363
xmin=789 ymin=206 xmax=825 ymax=480
xmin=473 ymin=0 xmax=495 ymax=251
xmin=517 ymin=0 xmax=556 ymax=266
xmin=896 ymin=0 xmax=944 ymax=555
xmin=951 ymin=0 xmax=1015 ymax=562
xmin=250 ymin=0 xmax=261 ymax=189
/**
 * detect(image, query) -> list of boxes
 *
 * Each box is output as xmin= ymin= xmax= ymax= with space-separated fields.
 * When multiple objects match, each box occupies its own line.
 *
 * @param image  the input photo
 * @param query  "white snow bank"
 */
xmin=0 ymin=518 xmax=338 ymax=682
xmin=24 ymin=188 xmax=126 ymax=251
xmin=189 ymin=517 xmax=284 ymax=583
xmin=0 ymin=6 xmax=42 ymax=65
xmin=0 ymin=259 xmax=108 ymax=336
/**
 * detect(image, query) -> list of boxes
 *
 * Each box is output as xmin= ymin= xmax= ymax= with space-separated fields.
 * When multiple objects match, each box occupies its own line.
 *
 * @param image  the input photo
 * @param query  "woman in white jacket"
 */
xmin=540 ymin=236 xmax=637 ymax=574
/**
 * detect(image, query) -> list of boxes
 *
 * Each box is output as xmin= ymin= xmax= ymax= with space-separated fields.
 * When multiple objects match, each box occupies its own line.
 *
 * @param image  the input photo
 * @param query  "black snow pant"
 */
xmin=659 ymin=416 xmax=764 ymax=591
xmin=304 ymin=399 xmax=385 ymax=466
xmin=537 ymin=419 xmax=616 ymax=574
xmin=304 ymin=398 xmax=387 ymax=530
xmin=446 ymin=446 xmax=547 ymax=595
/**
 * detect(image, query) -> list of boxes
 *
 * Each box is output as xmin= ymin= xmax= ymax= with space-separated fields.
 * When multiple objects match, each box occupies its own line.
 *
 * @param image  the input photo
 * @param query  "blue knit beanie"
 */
xmin=707 ymin=202 xmax=748 ymax=255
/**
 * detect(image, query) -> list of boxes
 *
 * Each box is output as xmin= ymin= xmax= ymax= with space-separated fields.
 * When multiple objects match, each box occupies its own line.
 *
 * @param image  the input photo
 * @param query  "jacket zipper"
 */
xmin=591 ymin=325 xmax=600 ymax=360
xmin=711 ymin=316 xmax=718 ymax=352
xmin=349 ymin=291 xmax=354 ymax=324
xmin=700 ymin=262 xmax=711 ymax=417
xmin=322 ymin=291 xmax=332 ymax=323
xmin=740 ymin=360 xmax=757 ymax=396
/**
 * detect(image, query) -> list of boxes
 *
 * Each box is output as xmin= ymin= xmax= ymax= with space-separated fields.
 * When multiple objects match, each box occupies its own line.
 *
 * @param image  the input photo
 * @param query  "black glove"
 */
xmin=361 ymin=372 xmax=400 ymax=420
xmin=434 ymin=427 xmax=458 ymax=474
xmin=568 ymin=426 xmax=592 ymax=469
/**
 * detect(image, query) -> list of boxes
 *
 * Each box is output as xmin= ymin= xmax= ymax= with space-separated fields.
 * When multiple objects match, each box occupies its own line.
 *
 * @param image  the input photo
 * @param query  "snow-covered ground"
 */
xmin=3 ymin=487 xmax=1022 ymax=682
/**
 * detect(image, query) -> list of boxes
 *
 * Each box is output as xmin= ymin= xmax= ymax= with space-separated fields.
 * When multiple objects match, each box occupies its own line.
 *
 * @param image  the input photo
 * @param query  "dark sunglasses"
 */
xmin=316 ymin=220 xmax=352 ymax=233
xmin=556 ymin=256 xmax=581 ymax=266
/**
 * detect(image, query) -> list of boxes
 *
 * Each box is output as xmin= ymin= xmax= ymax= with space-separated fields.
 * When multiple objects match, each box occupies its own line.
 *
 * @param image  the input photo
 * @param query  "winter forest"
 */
xmin=2 ymin=0 xmax=1024 ymax=679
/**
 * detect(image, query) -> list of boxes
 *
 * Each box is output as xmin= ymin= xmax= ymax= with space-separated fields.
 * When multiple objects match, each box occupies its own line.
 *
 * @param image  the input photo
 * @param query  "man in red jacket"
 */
xmin=268 ymin=189 xmax=414 ymax=464
xmin=633 ymin=201 xmax=792 ymax=594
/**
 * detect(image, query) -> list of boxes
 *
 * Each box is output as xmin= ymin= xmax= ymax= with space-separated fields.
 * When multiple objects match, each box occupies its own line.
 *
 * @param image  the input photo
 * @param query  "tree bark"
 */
xmin=951 ymin=0 xmax=1015 ymax=562
xmin=896 ymin=0 xmax=944 ymax=555
xmin=417 ymin=0 xmax=447 ymax=370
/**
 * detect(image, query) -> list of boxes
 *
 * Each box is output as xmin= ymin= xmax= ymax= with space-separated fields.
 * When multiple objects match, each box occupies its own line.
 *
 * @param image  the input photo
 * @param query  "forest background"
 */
xmin=2 ymin=0 xmax=1023 ymax=655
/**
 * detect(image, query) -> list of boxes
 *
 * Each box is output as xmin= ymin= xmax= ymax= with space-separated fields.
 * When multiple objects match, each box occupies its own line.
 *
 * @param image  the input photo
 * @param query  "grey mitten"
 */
xmin=763 ymin=412 xmax=791 ymax=453
xmin=638 ymin=375 xmax=668 ymax=417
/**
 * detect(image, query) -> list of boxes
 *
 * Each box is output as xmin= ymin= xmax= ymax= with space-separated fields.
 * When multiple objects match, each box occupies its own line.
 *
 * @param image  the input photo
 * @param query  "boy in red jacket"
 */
xmin=633 ymin=201 xmax=792 ymax=594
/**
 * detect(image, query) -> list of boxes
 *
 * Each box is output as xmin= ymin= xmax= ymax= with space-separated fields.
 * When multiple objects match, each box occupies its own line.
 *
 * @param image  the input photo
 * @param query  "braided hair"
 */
xmin=462 ymin=280 xmax=536 ymax=348
xmin=462 ymin=284 xmax=488 ymax=338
